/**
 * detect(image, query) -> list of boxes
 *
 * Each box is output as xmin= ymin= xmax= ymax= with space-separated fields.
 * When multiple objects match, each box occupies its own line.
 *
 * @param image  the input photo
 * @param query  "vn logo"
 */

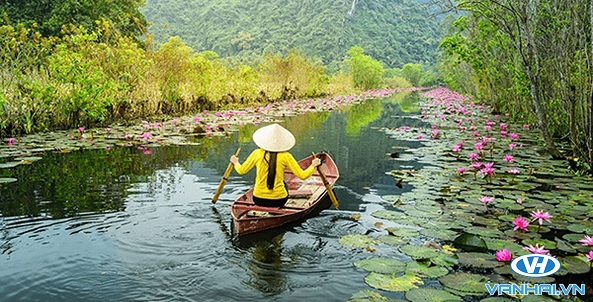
xmin=510 ymin=254 xmax=561 ymax=277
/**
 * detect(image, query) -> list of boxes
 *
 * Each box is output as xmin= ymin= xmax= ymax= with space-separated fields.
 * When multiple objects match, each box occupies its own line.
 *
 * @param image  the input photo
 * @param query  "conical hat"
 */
xmin=252 ymin=123 xmax=295 ymax=152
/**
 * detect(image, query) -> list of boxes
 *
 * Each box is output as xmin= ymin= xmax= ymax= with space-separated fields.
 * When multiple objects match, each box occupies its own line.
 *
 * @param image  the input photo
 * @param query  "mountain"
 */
xmin=141 ymin=0 xmax=442 ymax=70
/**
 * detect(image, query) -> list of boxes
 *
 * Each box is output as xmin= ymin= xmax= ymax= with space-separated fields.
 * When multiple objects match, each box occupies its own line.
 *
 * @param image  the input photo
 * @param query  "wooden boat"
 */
xmin=231 ymin=152 xmax=339 ymax=236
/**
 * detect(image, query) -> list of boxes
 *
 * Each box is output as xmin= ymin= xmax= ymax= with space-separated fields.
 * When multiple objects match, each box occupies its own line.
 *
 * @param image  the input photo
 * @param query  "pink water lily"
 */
xmin=78 ymin=127 xmax=85 ymax=134
xmin=530 ymin=210 xmax=552 ymax=225
xmin=496 ymin=249 xmax=512 ymax=262
xmin=509 ymin=143 xmax=517 ymax=151
xmin=523 ymin=244 xmax=550 ymax=255
xmin=105 ymin=128 xmax=112 ymax=133
xmin=469 ymin=162 xmax=483 ymax=169
xmin=479 ymin=196 xmax=494 ymax=204
xmin=468 ymin=153 xmax=479 ymax=160
xmin=503 ymin=155 xmax=514 ymax=163
xmin=7 ymin=137 xmax=15 ymax=146
xmin=457 ymin=167 xmax=466 ymax=174
xmin=586 ymin=251 xmax=593 ymax=262
xmin=513 ymin=216 xmax=530 ymax=231
xmin=508 ymin=168 xmax=520 ymax=174
xmin=579 ymin=235 xmax=593 ymax=246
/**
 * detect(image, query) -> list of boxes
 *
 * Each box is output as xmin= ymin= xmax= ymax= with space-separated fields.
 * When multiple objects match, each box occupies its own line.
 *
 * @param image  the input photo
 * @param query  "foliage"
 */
xmin=438 ymin=0 xmax=593 ymax=171
xmin=140 ymin=0 xmax=443 ymax=71
xmin=344 ymin=46 xmax=385 ymax=90
xmin=0 ymin=0 xmax=147 ymax=39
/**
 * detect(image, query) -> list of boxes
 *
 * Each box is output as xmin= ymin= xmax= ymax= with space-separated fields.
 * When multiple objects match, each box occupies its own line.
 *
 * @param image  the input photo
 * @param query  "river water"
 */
xmin=0 ymin=92 xmax=427 ymax=301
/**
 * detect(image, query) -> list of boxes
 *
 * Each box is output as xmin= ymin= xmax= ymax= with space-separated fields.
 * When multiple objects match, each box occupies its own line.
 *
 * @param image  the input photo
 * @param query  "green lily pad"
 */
xmin=465 ymin=226 xmax=504 ymax=238
xmin=371 ymin=210 xmax=408 ymax=222
xmin=431 ymin=253 xmax=459 ymax=267
xmin=493 ymin=266 xmax=555 ymax=283
xmin=354 ymin=257 xmax=405 ymax=274
xmin=453 ymin=233 xmax=488 ymax=252
xmin=457 ymin=252 xmax=505 ymax=268
xmin=405 ymin=288 xmax=462 ymax=302
xmin=378 ymin=235 xmax=409 ymax=246
xmin=439 ymin=272 xmax=490 ymax=295
xmin=562 ymin=233 xmax=586 ymax=243
xmin=479 ymin=297 xmax=515 ymax=302
xmin=340 ymin=234 xmax=376 ymax=248
xmin=364 ymin=273 xmax=423 ymax=292
xmin=405 ymin=261 xmax=449 ymax=278
xmin=0 ymin=162 xmax=20 ymax=169
xmin=347 ymin=290 xmax=394 ymax=302
xmin=567 ymin=222 xmax=593 ymax=233
xmin=521 ymin=238 xmax=557 ymax=250
xmin=384 ymin=227 xmax=420 ymax=237
xmin=420 ymin=228 xmax=458 ymax=240
xmin=0 ymin=177 xmax=17 ymax=184
xmin=399 ymin=245 xmax=440 ymax=260
xmin=556 ymin=256 xmax=591 ymax=275
xmin=16 ymin=156 xmax=43 ymax=162
xmin=482 ymin=238 xmax=526 ymax=256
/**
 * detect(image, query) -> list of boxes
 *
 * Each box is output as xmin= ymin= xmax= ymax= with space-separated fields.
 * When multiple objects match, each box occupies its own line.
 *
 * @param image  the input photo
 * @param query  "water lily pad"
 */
xmin=371 ymin=210 xmax=408 ymax=222
xmin=562 ymin=233 xmax=586 ymax=243
xmin=364 ymin=273 xmax=423 ymax=292
xmin=465 ymin=226 xmax=503 ymax=238
xmin=384 ymin=227 xmax=419 ymax=237
xmin=521 ymin=238 xmax=557 ymax=250
xmin=347 ymin=289 xmax=395 ymax=302
xmin=0 ymin=162 xmax=20 ymax=169
xmin=405 ymin=288 xmax=462 ymax=302
xmin=493 ymin=266 xmax=555 ymax=283
xmin=354 ymin=257 xmax=405 ymax=274
xmin=16 ymin=156 xmax=43 ymax=162
xmin=479 ymin=297 xmax=515 ymax=302
xmin=405 ymin=261 xmax=449 ymax=278
xmin=420 ymin=228 xmax=458 ymax=240
xmin=378 ymin=235 xmax=409 ymax=246
xmin=556 ymin=256 xmax=591 ymax=275
xmin=567 ymin=222 xmax=593 ymax=233
xmin=439 ymin=272 xmax=490 ymax=295
xmin=0 ymin=177 xmax=17 ymax=184
xmin=399 ymin=245 xmax=440 ymax=260
xmin=482 ymin=238 xmax=526 ymax=255
xmin=457 ymin=252 xmax=505 ymax=268
xmin=340 ymin=234 xmax=376 ymax=248
xmin=431 ymin=253 xmax=459 ymax=267
xmin=453 ymin=233 xmax=488 ymax=252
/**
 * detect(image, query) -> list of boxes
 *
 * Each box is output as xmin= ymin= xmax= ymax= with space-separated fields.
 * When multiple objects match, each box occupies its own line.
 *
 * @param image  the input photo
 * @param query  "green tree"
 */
xmin=401 ymin=63 xmax=423 ymax=87
xmin=0 ymin=0 xmax=147 ymax=38
xmin=344 ymin=46 xmax=384 ymax=89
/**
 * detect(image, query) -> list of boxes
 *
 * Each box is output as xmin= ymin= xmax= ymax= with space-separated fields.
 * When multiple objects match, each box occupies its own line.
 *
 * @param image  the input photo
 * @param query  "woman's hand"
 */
xmin=230 ymin=155 xmax=239 ymax=165
xmin=312 ymin=158 xmax=321 ymax=167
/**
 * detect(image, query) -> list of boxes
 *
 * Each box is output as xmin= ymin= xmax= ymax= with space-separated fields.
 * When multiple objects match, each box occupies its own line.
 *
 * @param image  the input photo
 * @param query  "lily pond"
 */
xmin=1 ymin=88 xmax=592 ymax=302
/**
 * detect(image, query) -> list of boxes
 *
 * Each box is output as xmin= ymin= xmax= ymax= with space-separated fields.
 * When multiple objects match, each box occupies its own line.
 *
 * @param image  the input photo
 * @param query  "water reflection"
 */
xmin=244 ymin=234 xmax=286 ymax=295
xmin=0 ymin=91 xmax=427 ymax=301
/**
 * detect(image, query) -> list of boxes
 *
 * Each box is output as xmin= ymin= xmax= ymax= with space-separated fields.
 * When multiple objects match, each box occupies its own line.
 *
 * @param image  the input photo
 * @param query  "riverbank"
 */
xmin=0 ymin=87 xmax=421 ymax=164
xmin=344 ymin=88 xmax=593 ymax=300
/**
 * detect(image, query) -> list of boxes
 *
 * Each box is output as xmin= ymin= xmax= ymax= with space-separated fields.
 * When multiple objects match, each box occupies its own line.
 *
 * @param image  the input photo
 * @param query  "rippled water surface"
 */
xmin=1 ymin=93 xmax=427 ymax=301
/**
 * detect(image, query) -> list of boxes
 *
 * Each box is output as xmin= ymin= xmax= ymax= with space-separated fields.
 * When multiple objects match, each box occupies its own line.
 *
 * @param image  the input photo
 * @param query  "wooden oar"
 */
xmin=212 ymin=148 xmax=241 ymax=204
xmin=312 ymin=152 xmax=339 ymax=209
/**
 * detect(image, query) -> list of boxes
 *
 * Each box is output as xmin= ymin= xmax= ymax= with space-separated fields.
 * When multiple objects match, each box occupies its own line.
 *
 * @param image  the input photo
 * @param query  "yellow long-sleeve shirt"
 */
xmin=233 ymin=149 xmax=315 ymax=199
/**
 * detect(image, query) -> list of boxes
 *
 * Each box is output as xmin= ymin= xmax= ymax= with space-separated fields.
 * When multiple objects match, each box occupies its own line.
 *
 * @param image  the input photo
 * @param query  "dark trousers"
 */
xmin=253 ymin=182 xmax=289 ymax=207
xmin=253 ymin=196 xmax=288 ymax=207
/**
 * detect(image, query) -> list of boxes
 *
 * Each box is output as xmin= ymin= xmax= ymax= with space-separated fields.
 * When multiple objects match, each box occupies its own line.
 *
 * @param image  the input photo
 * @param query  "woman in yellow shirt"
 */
xmin=230 ymin=123 xmax=321 ymax=207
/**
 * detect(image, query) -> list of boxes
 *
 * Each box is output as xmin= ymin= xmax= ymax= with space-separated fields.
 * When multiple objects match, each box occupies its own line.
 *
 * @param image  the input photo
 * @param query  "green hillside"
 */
xmin=141 ymin=0 xmax=442 ymax=70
